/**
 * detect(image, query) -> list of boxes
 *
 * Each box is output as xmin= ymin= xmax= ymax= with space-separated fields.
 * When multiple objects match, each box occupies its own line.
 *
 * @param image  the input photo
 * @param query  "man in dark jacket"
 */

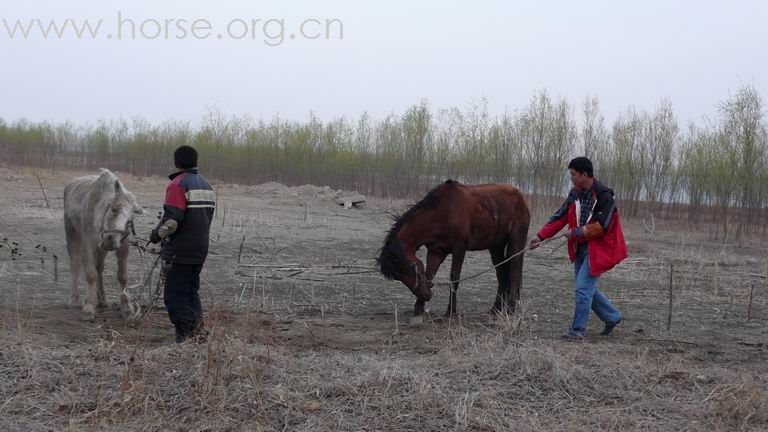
xmin=529 ymin=157 xmax=627 ymax=341
xmin=150 ymin=145 xmax=215 ymax=343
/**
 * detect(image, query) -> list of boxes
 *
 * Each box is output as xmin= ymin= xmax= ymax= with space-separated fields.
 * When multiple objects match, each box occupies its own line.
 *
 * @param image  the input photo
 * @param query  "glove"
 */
xmin=149 ymin=228 xmax=161 ymax=244
xmin=150 ymin=219 xmax=178 ymax=244
xmin=157 ymin=219 xmax=178 ymax=239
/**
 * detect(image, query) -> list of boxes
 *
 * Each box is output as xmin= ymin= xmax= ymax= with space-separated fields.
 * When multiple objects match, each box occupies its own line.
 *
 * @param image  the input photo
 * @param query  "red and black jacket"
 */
xmin=156 ymin=168 xmax=215 ymax=265
xmin=536 ymin=180 xmax=627 ymax=276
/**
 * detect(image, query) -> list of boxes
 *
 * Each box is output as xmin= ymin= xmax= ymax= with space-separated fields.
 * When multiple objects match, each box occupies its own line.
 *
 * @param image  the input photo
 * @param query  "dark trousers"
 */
xmin=163 ymin=262 xmax=204 ymax=343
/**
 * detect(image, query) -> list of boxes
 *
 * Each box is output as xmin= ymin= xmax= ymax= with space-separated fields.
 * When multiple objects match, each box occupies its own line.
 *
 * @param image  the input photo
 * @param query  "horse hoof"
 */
xmin=120 ymin=294 xmax=142 ymax=322
xmin=122 ymin=305 xmax=142 ymax=323
xmin=409 ymin=315 xmax=425 ymax=326
xmin=81 ymin=304 xmax=96 ymax=322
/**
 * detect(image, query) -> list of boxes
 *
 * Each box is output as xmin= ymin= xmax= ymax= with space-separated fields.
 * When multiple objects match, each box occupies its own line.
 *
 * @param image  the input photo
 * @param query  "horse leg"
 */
xmin=425 ymin=249 xmax=447 ymax=285
xmin=96 ymin=247 xmax=108 ymax=308
xmin=490 ymin=244 xmax=511 ymax=314
xmin=506 ymin=226 xmax=528 ymax=314
xmin=424 ymin=248 xmax=446 ymax=307
xmin=82 ymin=246 xmax=99 ymax=321
xmin=410 ymin=250 xmax=446 ymax=325
xmin=65 ymin=219 xmax=82 ymax=307
xmin=117 ymin=242 xmax=129 ymax=290
xmin=410 ymin=298 xmax=426 ymax=325
xmin=446 ymin=250 xmax=465 ymax=317
xmin=117 ymin=242 xmax=140 ymax=321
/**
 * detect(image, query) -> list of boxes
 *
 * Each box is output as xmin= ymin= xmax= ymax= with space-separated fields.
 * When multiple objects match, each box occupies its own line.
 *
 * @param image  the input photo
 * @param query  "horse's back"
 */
xmin=459 ymin=183 xmax=529 ymax=213
xmin=462 ymin=182 xmax=525 ymax=198
xmin=64 ymin=174 xmax=101 ymax=198
xmin=438 ymin=182 xmax=529 ymax=248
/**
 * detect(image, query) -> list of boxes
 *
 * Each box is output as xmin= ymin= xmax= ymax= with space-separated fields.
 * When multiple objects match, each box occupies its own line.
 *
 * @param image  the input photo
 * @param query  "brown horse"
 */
xmin=378 ymin=180 xmax=530 ymax=321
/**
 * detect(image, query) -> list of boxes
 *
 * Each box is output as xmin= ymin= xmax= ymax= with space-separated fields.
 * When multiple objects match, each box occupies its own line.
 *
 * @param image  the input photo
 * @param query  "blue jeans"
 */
xmin=568 ymin=245 xmax=621 ymax=337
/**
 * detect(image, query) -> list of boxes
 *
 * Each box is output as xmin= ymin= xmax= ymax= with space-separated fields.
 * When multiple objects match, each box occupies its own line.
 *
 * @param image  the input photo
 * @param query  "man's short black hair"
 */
xmin=174 ymin=145 xmax=198 ymax=169
xmin=568 ymin=156 xmax=593 ymax=178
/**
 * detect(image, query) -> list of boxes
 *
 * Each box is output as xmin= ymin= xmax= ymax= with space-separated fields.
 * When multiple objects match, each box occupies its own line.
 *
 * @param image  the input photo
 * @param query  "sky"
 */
xmin=1 ymin=0 xmax=766 ymax=127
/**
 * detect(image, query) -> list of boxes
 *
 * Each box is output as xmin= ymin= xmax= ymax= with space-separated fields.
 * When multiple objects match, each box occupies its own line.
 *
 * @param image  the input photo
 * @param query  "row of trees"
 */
xmin=1 ymin=85 xmax=766 ymax=239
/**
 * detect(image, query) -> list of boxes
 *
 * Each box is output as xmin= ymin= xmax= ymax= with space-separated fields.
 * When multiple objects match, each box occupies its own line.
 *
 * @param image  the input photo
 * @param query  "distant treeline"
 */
xmin=1 ymin=85 xmax=766 ymax=239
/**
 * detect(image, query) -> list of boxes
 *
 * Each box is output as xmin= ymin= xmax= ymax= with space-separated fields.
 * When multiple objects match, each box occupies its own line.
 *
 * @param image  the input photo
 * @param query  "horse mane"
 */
xmin=92 ymin=169 xmax=138 ymax=206
xmin=377 ymin=180 xmax=459 ymax=279
xmin=94 ymin=168 xmax=118 ymax=193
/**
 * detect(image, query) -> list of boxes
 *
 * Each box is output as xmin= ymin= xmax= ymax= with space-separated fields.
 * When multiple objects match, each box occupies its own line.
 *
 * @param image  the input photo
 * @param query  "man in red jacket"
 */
xmin=529 ymin=157 xmax=627 ymax=340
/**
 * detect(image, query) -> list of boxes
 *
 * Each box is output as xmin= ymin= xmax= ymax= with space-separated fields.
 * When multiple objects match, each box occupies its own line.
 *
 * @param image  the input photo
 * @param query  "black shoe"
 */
xmin=560 ymin=332 xmax=586 ymax=342
xmin=175 ymin=327 xmax=195 ymax=343
xmin=600 ymin=319 xmax=622 ymax=336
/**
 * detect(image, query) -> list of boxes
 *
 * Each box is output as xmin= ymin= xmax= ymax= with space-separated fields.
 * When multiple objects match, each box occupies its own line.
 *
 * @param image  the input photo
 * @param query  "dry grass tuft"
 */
xmin=1 ymin=310 xmax=766 ymax=432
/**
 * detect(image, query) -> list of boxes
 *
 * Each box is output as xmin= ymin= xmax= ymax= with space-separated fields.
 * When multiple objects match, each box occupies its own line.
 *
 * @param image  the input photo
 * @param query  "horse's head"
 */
xmin=100 ymin=180 xmax=144 ymax=251
xmin=378 ymin=191 xmax=445 ymax=301
xmin=377 ymin=238 xmax=433 ymax=301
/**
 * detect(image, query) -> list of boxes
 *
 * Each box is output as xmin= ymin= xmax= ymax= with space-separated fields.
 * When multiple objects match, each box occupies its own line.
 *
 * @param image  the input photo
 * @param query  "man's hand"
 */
xmin=149 ymin=219 xmax=179 ymax=244
xmin=149 ymin=228 xmax=161 ymax=244
xmin=157 ymin=219 xmax=178 ymax=239
xmin=529 ymin=237 xmax=542 ymax=250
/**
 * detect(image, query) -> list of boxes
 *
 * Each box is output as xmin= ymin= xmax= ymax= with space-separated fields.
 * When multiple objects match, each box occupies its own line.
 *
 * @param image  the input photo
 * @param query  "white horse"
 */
xmin=64 ymin=169 xmax=144 ymax=322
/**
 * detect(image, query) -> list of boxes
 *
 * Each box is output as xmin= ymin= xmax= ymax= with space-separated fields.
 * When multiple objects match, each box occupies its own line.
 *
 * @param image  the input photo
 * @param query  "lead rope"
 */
xmin=434 ymin=232 xmax=568 ymax=291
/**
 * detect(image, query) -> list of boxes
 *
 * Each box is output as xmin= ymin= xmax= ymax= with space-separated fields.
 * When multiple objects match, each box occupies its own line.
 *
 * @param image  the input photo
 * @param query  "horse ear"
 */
xmin=114 ymin=180 xmax=122 ymax=194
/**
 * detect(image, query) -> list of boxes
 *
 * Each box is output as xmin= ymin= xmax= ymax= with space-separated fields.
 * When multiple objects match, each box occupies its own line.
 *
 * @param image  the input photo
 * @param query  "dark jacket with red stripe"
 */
xmin=536 ymin=179 xmax=627 ymax=276
xmin=156 ymin=168 xmax=215 ymax=265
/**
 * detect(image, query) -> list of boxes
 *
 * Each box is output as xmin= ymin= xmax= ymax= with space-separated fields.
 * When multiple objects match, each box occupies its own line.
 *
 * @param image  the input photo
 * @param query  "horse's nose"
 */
xmin=418 ymin=286 xmax=433 ymax=301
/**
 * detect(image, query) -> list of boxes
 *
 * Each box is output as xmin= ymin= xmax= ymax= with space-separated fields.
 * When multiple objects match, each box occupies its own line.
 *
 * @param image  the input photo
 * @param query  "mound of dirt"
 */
xmin=248 ymin=182 xmax=364 ymax=207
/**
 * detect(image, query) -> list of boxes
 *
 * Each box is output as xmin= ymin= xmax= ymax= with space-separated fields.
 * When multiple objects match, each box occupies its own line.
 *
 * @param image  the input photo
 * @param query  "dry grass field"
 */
xmin=1 ymin=166 xmax=767 ymax=431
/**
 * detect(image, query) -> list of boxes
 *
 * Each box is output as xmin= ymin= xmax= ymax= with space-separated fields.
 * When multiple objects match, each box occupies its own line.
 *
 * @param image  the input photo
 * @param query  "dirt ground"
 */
xmin=1 ymin=166 xmax=767 ymax=431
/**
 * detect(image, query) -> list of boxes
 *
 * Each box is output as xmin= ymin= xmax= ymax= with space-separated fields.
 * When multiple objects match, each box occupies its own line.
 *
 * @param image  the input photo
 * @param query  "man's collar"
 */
xmin=169 ymin=167 xmax=199 ymax=180
xmin=579 ymin=180 xmax=596 ymax=196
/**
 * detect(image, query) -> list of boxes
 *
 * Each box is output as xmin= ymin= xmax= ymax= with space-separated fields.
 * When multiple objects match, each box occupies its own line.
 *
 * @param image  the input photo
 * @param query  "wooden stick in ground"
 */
xmin=35 ymin=172 xmax=50 ymax=208
xmin=667 ymin=263 xmax=674 ymax=331
xmin=237 ymin=235 xmax=246 ymax=263
xmin=221 ymin=202 xmax=228 ymax=228
xmin=249 ymin=268 xmax=258 ymax=308
xmin=393 ymin=304 xmax=399 ymax=336
xmin=261 ymin=276 xmax=267 ymax=311
xmin=53 ymin=255 xmax=58 ymax=283
xmin=747 ymin=282 xmax=754 ymax=322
